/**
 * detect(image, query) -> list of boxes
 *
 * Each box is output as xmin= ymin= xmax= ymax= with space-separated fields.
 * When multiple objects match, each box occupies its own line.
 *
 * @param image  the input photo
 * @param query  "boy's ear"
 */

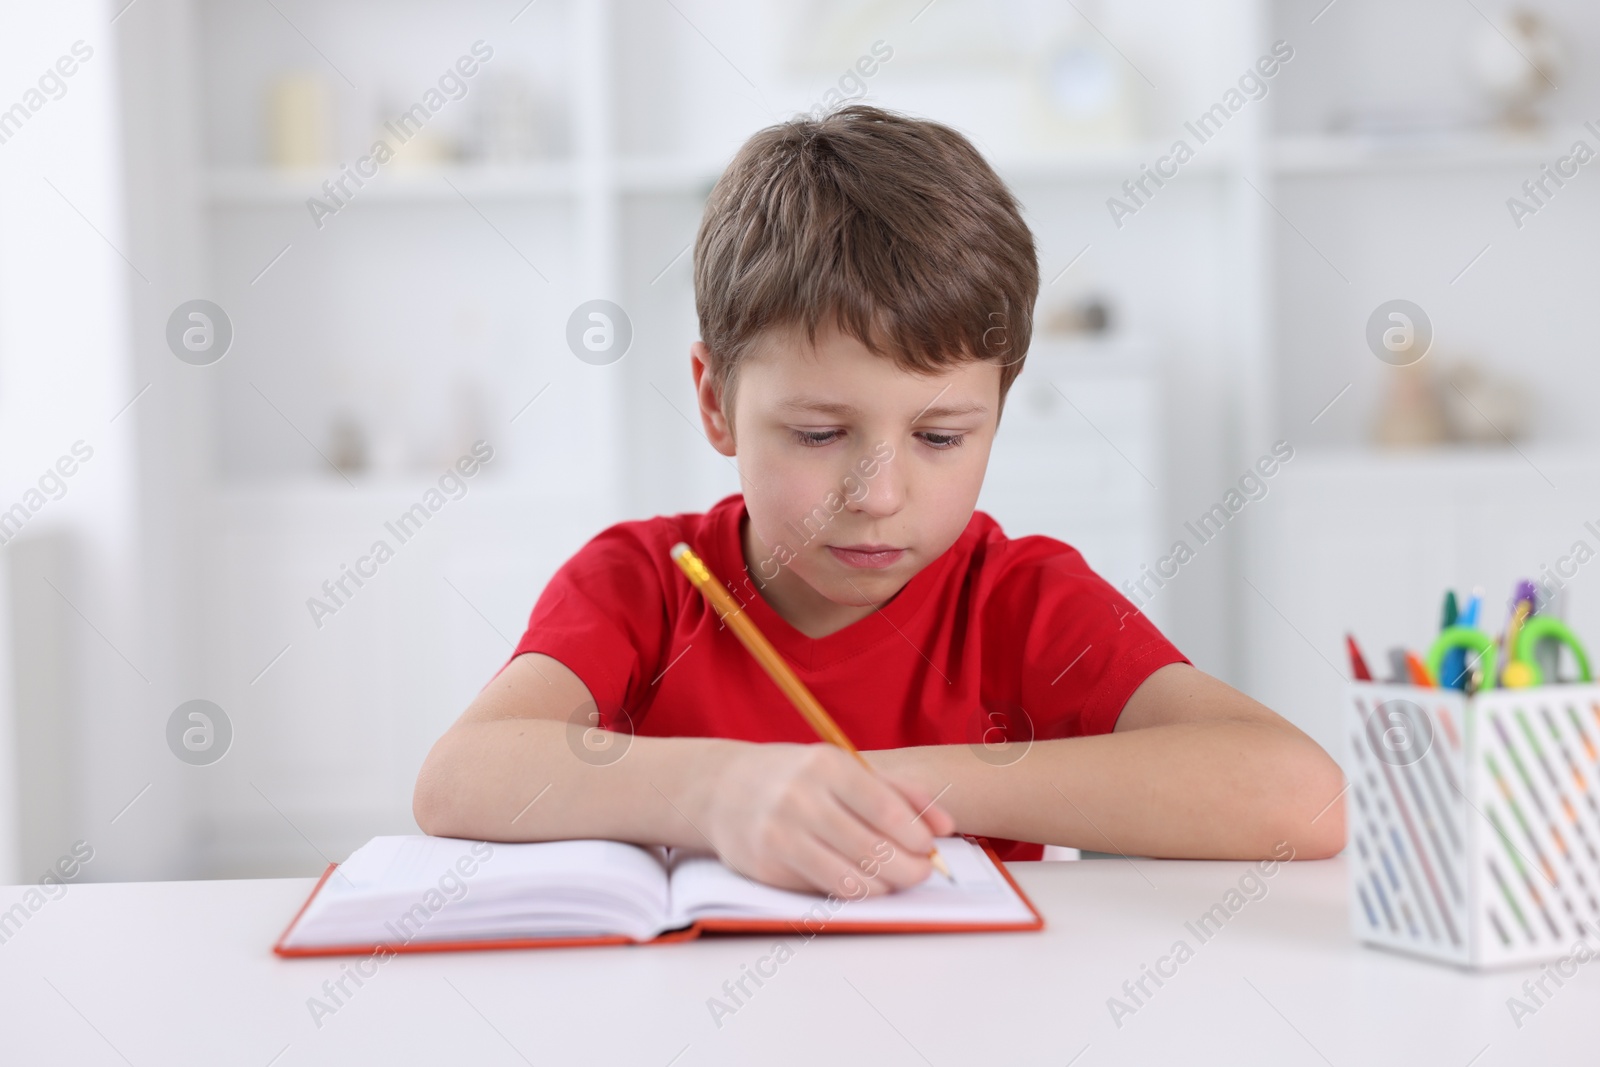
xmin=690 ymin=342 xmax=737 ymax=456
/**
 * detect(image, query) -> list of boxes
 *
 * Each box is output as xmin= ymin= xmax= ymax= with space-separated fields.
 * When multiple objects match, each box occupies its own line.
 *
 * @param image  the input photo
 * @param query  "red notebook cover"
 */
xmin=273 ymin=836 xmax=1044 ymax=958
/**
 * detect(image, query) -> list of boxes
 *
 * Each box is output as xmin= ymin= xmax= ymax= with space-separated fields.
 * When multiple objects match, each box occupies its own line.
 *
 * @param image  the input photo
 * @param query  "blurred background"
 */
xmin=3 ymin=0 xmax=1600 ymax=882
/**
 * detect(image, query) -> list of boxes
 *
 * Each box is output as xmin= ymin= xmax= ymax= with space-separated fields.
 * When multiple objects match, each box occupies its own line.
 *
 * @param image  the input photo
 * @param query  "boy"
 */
xmin=415 ymin=105 xmax=1345 ymax=896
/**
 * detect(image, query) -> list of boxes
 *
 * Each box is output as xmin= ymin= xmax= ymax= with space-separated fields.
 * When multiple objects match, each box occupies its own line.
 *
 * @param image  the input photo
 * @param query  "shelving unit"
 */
xmin=93 ymin=0 xmax=1600 ymax=877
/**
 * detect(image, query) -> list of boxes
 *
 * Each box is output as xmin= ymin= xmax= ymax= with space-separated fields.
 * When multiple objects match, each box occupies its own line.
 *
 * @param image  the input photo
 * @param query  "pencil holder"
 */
xmin=1347 ymin=681 xmax=1600 ymax=969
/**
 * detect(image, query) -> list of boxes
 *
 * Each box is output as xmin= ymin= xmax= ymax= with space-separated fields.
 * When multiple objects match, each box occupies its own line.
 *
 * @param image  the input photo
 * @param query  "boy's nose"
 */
xmin=850 ymin=452 xmax=905 ymax=517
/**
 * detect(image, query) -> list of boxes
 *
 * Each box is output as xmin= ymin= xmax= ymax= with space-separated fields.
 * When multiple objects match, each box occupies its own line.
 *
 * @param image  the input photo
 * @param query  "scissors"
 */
xmin=1426 ymin=625 xmax=1497 ymax=692
xmin=1502 ymin=615 xmax=1591 ymax=687
xmin=1429 ymin=615 xmax=1592 ymax=691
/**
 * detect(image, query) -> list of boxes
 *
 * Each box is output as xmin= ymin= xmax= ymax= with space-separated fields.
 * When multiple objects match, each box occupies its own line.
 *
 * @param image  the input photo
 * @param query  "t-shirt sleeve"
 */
xmin=984 ymin=541 xmax=1190 ymax=740
xmin=504 ymin=523 xmax=672 ymax=729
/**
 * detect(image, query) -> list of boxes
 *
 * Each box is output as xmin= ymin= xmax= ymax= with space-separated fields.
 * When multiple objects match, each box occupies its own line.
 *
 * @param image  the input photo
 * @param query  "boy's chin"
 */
xmin=808 ymin=563 xmax=909 ymax=606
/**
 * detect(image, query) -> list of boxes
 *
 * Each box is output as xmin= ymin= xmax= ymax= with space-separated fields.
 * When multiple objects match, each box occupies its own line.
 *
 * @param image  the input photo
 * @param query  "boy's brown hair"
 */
xmin=694 ymin=104 xmax=1038 ymax=421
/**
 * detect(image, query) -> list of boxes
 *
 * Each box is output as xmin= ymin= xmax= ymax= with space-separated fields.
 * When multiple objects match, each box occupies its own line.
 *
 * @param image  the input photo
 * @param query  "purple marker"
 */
xmin=1515 ymin=578 xmax=1537 ymax=613
xmin=1507 ymin=579 xmax=1540 ymax=685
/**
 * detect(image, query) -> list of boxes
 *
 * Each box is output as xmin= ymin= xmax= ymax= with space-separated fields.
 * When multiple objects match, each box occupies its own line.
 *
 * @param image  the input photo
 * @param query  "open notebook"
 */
xmin=275 ymin=835 xmax=1042 ymax=956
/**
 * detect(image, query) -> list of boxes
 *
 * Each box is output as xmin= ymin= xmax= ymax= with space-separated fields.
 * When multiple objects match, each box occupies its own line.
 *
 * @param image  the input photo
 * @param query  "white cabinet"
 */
xmin=978 ymin=343 xmax=1164 ymax=625
xmin=200 ymin=480 xmax=612 ymax=875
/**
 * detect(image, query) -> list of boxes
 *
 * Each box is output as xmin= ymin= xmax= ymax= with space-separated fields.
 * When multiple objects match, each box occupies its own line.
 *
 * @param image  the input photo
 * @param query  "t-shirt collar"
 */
xmin=705 ymin=493 xmax=962 ymax=671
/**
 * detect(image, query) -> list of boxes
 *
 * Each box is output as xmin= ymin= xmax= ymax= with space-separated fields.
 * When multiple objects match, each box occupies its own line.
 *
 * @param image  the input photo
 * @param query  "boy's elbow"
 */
xmin=1284 ymin=794 xmax=1345 ymax=861
xmin=1273 ymin=744 xmax=1346 ymax=860
xmin=412 ymin=750 xmax=457 ymax=837
xmin=413 ymin=786 xmax=442 ymax=837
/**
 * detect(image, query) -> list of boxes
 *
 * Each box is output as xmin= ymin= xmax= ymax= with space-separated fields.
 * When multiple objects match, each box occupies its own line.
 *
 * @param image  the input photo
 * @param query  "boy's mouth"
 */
xmin=827 ymin=544 xmax=905 ymax=569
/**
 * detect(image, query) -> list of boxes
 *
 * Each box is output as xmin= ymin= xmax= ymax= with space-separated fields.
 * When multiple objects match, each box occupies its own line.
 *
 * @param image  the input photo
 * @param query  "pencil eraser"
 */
xmin=669 ymin=542 xmax=691 ymax=560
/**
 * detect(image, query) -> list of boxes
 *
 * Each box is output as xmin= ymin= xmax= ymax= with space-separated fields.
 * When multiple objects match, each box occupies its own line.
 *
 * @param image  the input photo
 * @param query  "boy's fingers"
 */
xmin=924 ymin=804 xmax=955 ymax=836
xmin=780 ymin=833 xmax=896 ymax=899
xmin=830 ymin=773 xmax=934 ymax=858
xmin=808 ymin=798 xmax=892 ymax=868
xmin=884 ymin=777 xmax=956 ymax=837
xmin=808 ymin=801 xmax=933 ymax=894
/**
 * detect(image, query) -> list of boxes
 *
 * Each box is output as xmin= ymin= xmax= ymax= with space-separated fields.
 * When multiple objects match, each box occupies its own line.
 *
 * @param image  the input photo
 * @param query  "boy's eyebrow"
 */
xmin=776 ymin=397 xmax=990 ymax=420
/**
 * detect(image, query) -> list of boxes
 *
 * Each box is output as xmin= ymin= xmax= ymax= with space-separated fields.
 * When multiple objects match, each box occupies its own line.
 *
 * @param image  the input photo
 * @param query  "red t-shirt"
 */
xmin=508 ymin=493 xmax=1188 ymax=861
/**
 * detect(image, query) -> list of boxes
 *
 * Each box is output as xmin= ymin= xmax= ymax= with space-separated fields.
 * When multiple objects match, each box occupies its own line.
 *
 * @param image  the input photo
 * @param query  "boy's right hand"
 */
xmin=695 ymin=742 xmax=955 ymax=898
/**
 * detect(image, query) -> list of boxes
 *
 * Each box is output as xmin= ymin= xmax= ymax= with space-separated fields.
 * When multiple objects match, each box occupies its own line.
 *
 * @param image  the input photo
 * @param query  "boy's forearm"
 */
xmin=865 ymin=722 xmax=1346 ymax=860
xmin=413 ymin=720 xmax=740 ymax=849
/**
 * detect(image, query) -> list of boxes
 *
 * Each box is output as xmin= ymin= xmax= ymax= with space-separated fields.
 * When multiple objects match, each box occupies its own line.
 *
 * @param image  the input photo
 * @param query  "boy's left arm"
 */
xmin=866 ymin=662 xmax=1346 ymax=860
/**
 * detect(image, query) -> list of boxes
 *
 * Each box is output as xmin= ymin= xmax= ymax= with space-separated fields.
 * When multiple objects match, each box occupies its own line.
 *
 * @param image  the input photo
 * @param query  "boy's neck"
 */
xmin=739 ymin=516 xmax=901 ymax=640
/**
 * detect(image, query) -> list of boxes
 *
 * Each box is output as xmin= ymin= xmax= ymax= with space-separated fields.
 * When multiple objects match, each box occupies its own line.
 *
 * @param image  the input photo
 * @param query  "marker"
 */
xmin=1405 ymin=650 xmax=1436 ymax=688
xmin=1347 ymin=633 xmax=1374 ymax=681
xmin=1387 ymin=646 xmax=1409 ymax=684
xmin=1440 ymin=590 xmax=1465 ymax=690
xmin=1460 ymin=587 xmax=1485 ymax=690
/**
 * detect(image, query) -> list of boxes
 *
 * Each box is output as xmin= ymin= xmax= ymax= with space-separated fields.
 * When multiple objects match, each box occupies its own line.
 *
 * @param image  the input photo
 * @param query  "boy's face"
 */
xmin=692 ymin=322 xmax=1001 ymax=626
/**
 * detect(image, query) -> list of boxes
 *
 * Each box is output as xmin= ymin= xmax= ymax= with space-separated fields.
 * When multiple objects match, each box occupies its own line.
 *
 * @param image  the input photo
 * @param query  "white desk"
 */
xmin=0 ymin=856 xmax=1588 ymax=1065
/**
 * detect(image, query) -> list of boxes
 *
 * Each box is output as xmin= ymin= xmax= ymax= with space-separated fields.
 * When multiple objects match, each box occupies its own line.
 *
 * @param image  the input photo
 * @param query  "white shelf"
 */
xmin=204 ymin=130 xmax=1589 ymax=208
xmin=205 ymin=157 xmax=731 ymax=204
xmin=1270 ymin=131 xmax=1584 ymax=176
xmin=205 ymin=143 xmax=1250 ymax=207
xmin=611 ymin=143 xmax=1242 ymax=194
xmin=205 ymin=162 xmax=578 ymax=204
xmin=614 ymin=154 xmax=725 ymax=193
xmin=1288 ymin=443 xmax=1600 ymax=478
xmin=993 ymin=143 xmax=1238 ymax=183
xmin=211 ymin=473 xmax=591 ymax=506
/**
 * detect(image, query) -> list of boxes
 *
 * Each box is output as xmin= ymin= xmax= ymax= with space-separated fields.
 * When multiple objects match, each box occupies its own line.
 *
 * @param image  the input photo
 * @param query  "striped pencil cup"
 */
xmin=1348 ymin=681 xmax=1600 ymax=968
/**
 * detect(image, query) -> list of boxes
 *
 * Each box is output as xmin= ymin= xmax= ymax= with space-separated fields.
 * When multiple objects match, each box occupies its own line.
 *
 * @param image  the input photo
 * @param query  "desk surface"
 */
xmin=0 ymin=856 xmax=1588 ymax=1065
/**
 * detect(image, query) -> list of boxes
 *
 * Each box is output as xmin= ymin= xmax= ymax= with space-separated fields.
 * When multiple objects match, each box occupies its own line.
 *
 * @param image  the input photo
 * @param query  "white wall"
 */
xmin=0 ymin=0 xmax=166 ymax=882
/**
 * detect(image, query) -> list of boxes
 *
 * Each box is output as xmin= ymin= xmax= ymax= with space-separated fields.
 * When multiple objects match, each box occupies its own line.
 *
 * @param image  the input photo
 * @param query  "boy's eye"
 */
xmin=793 ymin=429 xmax=842 ymax=447
xmin=917 ymin=431 xmax=965 ymax=450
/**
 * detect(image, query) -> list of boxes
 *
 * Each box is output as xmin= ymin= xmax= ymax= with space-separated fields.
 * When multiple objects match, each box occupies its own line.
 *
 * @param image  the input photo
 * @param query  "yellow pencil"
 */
xmin=670 ymin=542 xmax=951 ymax=879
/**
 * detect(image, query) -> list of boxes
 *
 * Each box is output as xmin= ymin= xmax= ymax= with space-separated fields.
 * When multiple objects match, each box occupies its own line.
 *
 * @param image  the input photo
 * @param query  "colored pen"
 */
xmin=1440 ymin=590 xmax=1465 ymax=690
xmin=1405 ymin=650 xmax=1436 ymax=688
xmin=1347 ymin=633 xmax=1373 ymax=681
xmin=1459 ymin=587 xmax=1485 ymax=690
xmin=670 ymin=542 xmax=951 ymax=880
xmin=1387 ymin=646 xmax=1410 ymax=684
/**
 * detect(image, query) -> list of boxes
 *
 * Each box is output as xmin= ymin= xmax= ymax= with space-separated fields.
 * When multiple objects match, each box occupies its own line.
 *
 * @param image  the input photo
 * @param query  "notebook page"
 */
xmin=282 ymin=836 xmax=674 ymax=947
xmin=666 ymin=836 xmax=1035 ymax=928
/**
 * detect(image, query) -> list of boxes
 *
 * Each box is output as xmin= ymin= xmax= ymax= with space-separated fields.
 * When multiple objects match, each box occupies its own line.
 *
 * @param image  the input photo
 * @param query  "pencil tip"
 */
xmin=930 ymin=850 xmax=952 ymax=880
